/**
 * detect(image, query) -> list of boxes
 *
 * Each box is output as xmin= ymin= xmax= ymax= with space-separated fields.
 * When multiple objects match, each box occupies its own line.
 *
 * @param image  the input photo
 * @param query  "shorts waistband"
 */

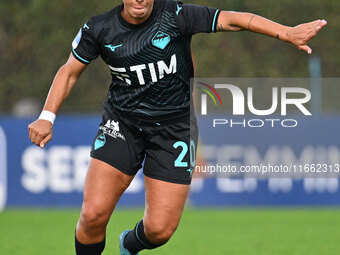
xmin=103 ymin=103 xmax=190 ymax=126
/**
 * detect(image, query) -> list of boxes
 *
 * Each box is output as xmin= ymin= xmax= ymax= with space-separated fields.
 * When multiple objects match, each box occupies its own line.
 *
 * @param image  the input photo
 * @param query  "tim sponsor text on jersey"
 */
xmin=109 ymin=54 xmax=177 ymax=86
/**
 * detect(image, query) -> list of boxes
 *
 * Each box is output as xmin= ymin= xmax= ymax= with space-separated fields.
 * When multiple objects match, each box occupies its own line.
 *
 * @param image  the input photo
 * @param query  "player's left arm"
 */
xmin=216 ymin=11 xmax=327 ymax=54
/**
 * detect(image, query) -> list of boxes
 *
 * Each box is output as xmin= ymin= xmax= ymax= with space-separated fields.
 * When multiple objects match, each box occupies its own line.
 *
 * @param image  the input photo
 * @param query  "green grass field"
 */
xmin=0 ymin=208 xmax=339 ymax=255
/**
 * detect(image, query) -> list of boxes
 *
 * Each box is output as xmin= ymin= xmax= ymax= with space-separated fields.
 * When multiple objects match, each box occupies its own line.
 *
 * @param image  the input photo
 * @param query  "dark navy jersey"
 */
xmin=72 ymin=0 xmax=220 ymax=118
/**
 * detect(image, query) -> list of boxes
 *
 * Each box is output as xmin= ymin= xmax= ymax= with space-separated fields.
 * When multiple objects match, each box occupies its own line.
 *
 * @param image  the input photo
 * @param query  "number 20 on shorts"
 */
xmin=173 ymin=140 xmax=196 ymax=168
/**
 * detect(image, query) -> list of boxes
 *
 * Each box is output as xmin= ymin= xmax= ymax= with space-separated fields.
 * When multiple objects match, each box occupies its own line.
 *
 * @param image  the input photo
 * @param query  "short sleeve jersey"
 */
xmin=72 ymin=0 xmax=220 ymax=118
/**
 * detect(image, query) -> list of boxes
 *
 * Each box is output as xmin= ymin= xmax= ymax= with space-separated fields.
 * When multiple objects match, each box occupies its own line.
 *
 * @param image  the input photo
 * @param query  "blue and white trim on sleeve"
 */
xmin=72 ymin=49 xmax=91 ymax=64
xmin=212 ymin=9 xmax=220 ymax=32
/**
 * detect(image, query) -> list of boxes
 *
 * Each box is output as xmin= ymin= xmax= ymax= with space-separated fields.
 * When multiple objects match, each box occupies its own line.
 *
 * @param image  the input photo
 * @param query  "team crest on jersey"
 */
xmin=99 ymin=119 xmax=125 ymax=141
xmin=152 ymin=31 xmax=171 ymax=50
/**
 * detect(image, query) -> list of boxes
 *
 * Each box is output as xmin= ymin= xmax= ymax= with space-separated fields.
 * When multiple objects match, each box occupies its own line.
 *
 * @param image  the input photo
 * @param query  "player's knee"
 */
xmin=144 ymin=220 xmax=178 ymax=245
xmin=79 ymin=204 xmax=108 ymax=229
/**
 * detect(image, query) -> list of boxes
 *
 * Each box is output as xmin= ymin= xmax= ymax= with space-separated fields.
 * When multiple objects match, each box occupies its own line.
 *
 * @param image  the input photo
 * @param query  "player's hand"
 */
xmin=28 ymin=119 xmax=53 ymax=149
xmin=287 ymin=19 xmax=327 ymax=54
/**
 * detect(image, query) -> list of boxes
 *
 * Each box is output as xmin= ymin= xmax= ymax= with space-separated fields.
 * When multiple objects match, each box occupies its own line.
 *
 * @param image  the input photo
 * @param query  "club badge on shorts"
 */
xmin=94 ymin=133 xmax=106 ymax=150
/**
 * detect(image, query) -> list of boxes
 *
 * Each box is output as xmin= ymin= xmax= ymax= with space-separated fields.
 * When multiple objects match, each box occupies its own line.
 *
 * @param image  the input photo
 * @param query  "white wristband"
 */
xmin=39 ymin=110 xmax=56 ymax=124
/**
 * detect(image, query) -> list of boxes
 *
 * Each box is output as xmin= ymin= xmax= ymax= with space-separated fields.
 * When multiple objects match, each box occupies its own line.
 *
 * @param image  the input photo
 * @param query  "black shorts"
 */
xmin=90 ymin=103 xmax=198 ymax=185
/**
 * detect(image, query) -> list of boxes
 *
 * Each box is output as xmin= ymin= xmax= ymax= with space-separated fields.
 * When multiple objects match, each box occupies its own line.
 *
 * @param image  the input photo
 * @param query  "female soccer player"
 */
xmin=28 ymin=0 xmax=326 ymax=254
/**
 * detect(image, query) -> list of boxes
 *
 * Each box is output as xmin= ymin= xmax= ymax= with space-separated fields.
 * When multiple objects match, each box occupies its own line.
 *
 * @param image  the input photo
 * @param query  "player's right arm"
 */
xmin=29 ymin=16 xmax=99 ymax=148
xmin=28 ymin=54 xmax=87 ymax=149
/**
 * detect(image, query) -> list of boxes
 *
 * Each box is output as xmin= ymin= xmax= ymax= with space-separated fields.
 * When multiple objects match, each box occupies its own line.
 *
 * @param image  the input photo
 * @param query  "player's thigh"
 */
xmin=143 ymin=176 xmax=190 ymax=235
xmin=81 ymin=158 xmax=134 ymax=222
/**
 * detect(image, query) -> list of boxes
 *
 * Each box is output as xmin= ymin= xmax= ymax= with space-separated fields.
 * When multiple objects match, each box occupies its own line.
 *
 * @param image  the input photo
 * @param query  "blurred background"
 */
xmin=0 ymin=0 xmax=339 ymax=254
xmin=0 ymin=0 xmax=339 ymax=115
